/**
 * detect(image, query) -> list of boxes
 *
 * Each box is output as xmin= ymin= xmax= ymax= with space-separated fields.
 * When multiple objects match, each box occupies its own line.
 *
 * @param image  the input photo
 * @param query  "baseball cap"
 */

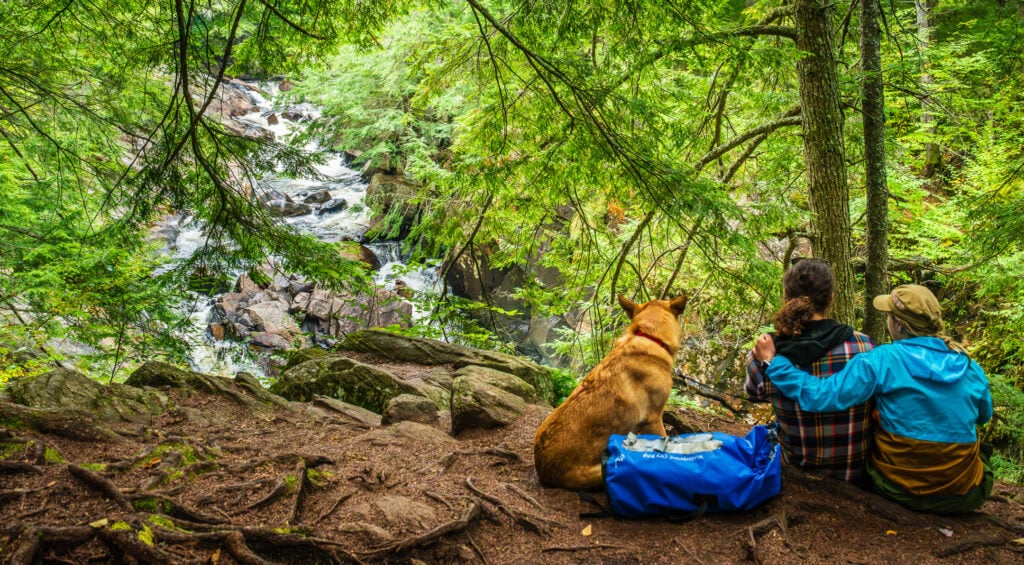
xmin=872 ymin=284 xmax=943 ymax=335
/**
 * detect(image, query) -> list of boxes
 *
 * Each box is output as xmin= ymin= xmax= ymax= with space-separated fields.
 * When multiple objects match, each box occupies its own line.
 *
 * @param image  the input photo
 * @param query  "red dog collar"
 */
xmin=635 ymin=329 xmax=674 ymax=356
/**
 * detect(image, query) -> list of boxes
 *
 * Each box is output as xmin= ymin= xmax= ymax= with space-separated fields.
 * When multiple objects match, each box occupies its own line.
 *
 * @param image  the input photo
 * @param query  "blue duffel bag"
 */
xmin=602 ymin=425 xmax=782 ymax=519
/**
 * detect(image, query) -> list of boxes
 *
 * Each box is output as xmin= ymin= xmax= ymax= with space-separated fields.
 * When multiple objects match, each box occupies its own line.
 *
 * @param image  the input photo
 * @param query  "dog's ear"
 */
xmin=669 ymin=294 xmax=688 ymax=316
xmin=618 ymin=294 xmax=638 ymax=318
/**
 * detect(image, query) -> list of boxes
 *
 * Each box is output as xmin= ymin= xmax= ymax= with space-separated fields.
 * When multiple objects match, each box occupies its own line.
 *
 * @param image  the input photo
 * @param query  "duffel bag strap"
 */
xmin=577 ymin=490 xmax=614 ymax=519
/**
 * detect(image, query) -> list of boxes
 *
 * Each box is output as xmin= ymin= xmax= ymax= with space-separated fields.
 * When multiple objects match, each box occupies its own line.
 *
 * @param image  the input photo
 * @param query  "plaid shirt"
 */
xmin=745 ymin=331 xmax=876 ymax=482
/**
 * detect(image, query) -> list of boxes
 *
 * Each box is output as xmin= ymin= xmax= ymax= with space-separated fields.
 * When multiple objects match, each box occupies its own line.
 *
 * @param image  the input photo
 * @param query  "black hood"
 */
xmin=773 ymin=319 xmax=855 ymax=368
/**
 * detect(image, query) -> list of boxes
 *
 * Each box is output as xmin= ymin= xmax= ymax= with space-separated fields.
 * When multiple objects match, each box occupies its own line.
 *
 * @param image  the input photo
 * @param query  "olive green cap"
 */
xmin=872 ymin=284 xmax=943 ymax=335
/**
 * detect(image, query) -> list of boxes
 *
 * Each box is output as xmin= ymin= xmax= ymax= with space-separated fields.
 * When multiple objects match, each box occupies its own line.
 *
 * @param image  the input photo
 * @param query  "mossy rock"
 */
xmin=284 ymin=347 xmax=329 ymax=371
xmin=271 ymin=355 xmax=423 ymax=414
xmin=338 ymin=329 xmax=557 ymax=404
xmin=7 ymin=368 xmax=169 ymax=424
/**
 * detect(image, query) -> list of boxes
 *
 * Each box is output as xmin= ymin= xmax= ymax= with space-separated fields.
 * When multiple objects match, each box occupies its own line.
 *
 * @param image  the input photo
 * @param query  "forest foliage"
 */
xmin=1 ymin=1 xmax=1024 ymax=479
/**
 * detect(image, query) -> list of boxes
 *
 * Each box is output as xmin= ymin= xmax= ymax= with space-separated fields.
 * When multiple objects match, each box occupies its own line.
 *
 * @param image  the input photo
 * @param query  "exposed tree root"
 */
xmin=504 ymin=482 xmax=546 ymax=512
xmin=239 ymin=452 xmax=333 ymax=473
xmin=0 ymin=402 xmax=123 ymax=442
xmin=67 ymin=463 xmax=134 ymax=511
xmin=745 ymin=510 xmax=790 ymax=547
xmin=933 ymin=534 xmax=1009 ymax=557
xmin=981 ymin=512 xmax=1024 ymax=535
xmin=436 ymin=446 xmax=521 ymax=472
xmin=0 ymin=435 xmax=58 ymax=465
xmin=0 ymin=460 xmax=42 ymax=474
xmin=424 ymin=490 xmax=454 ymax=510
xmin=287 ymin=459 xmax=310 ymax=525
xmin=1 ymin=488 xmax=41 ymax=502
xmin=362 ymin=501 xmax=481 ymax=557
xmin=542 ymin=543 xmax=631 ymax=553
xmin=785 ymin=467 xmax=935 ymax=528
xmin=128 ymin=492 xmax=228 ymax=524
xmin=243 ymin=459 xmax=307 ymax=517
xmin=316 ymin=490 xmax=354 ymax=524
xmin=225 ymin=530 xmax=275 ymax=565
xmin=5 ymin=525 xmax=96 ymax=564
xmin=468 ymin=532 xmax=492 ymax=565
xmin=464 ymin=477 xmax=563 ymax=535
xmin=98 ymin=525 xmax=173 ymax=562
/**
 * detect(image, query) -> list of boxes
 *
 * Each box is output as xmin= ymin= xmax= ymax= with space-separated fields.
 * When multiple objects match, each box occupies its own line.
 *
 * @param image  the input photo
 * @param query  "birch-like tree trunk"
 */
xmin=918 ymin=0 xmax=941 ymax=177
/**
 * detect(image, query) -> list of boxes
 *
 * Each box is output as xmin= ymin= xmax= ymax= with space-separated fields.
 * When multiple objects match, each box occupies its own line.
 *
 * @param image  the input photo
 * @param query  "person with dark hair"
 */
xmin=745 ymin=258 xmax=876 ymax=482
xmin=754 ymin=285 xmax=992 ymax=513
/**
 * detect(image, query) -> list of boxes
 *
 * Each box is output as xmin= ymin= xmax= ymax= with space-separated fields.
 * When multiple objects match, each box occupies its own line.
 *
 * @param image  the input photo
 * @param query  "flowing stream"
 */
xmin=164 ymin=84 xmax=441 ymax=378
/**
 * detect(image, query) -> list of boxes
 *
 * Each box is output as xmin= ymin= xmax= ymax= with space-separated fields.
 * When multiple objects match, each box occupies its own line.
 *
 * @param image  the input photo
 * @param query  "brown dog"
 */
xmin=533 ymin=294 xmax=688 ymax=490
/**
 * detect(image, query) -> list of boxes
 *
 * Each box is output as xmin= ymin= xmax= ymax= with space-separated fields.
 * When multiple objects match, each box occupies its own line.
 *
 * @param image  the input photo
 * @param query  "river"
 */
xmin=163 ymin=83 xmax=441 ymax=378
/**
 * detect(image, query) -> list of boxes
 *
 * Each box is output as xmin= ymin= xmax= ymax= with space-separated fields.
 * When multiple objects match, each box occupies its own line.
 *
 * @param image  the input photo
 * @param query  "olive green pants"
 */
xmin=866 ymin=453 xmax=994 ymax=514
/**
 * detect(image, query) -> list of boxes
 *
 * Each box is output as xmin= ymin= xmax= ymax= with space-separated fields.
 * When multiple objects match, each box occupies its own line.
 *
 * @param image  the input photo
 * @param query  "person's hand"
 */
xmin=753 ymin=333 xmax=776 ymax=364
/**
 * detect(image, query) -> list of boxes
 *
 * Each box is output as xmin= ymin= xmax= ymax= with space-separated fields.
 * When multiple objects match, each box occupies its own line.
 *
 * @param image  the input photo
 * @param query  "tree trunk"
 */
xmin=861 ymin=0 xmax=890 ymax=342
xmin=917 ymin=0 xmax=941 ymax=177
xmin=793 ymin=0 xmax=855 ymax=325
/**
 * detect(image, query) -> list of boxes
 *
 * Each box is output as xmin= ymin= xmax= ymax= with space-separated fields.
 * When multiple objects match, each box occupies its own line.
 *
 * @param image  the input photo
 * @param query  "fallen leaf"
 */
xmin=885 ymin=530 xmax=898 ymax=536
xmin=937 ymin=527 xmax=954 ymax=538
xmin=582 ymin=524 xmax=592 ymax=536
xmin=89 ymin=519 xmax=109 ymax=528
xmin=1010 ymin=538 xmax=1024 ymax=546
xmin=211 ymin=548 xmax=221 ymax=563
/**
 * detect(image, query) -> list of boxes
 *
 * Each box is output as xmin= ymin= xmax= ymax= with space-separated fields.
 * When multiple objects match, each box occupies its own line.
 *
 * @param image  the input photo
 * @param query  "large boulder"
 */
xmin=365 ymin=173 xmax=420 ymax=238
xmin=450 ymin=370 xmax=529 ymax=433
xmin=126 ymin=361 xmax=290 ymax=415
xmin=270 ymin=355 xmax=425 ymax=414
xmin=7 ymin=368 xmax=168 ymax=424
xmin=297 ymin=289 xmax=412 ymax=339
xmin=451 ymin=366 xmax=547 ymax=406
xmin=381 ymin=394 xmax=441 ymax=428
xmin=244 ymin=302 xmax=302 ymax=343
xmin=338 ymin=330 xmax=557 ymax=404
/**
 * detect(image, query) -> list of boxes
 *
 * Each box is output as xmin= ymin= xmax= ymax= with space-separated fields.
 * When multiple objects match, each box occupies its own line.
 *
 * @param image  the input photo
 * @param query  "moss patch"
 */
xmin=147 ymin=514 xmax=188 ymax=533
xmin=0 ymin=441 xmax=24 ymax=459
xmin=306 ymin=469 xmax=331 ymax=488
xmin=132 ymin=497 xmax=173 ymax=514
xmin=137 ymin=524 xmax=155 ymax=546
xmin=43 ymin=446 xmax=66 ymax=463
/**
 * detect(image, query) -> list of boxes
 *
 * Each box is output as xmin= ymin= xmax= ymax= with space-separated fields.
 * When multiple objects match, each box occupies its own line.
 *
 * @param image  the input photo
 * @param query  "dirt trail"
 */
xmin=1 ymin=366 xmax=1023 ymax=564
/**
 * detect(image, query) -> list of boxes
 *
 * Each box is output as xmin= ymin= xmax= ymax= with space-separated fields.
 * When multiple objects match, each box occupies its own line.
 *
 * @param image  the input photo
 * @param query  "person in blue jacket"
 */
xmin=753 ymin=284 xmax=993 ymax=513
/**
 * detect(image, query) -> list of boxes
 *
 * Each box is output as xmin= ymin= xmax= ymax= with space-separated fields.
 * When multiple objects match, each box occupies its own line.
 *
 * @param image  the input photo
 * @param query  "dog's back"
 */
xmin=533 ymin=295 xmax=687 ymax=490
